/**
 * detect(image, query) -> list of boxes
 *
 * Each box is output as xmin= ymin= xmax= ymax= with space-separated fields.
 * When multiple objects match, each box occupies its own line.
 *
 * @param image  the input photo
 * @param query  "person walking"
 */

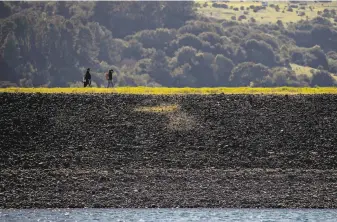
xmin=83 ymin=68 xmax=91 ymax=87
xmin=106 ymin=69 xmax=114 ymax=88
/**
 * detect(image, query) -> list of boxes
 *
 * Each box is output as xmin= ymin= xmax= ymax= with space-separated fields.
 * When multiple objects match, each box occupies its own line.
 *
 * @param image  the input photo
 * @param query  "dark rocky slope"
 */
xmin=1 ymin=93 xmax=337 ymax=208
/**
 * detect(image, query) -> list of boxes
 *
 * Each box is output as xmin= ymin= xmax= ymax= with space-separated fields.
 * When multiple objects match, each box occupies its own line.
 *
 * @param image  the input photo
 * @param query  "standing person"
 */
xmin=83 ymin=68 xmax=91 ymax=87
xmin=105 ymin=71 xmax=109 ymax=87
xmin=106 ymin=69 xmax=114 ymax=88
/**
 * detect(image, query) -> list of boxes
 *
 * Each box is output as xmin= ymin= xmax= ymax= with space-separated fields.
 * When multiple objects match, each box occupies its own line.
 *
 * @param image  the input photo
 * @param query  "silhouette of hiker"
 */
xmin=83 ymin=68 xmax=91 ymax=87
xmin=106 ymin=69 xmax=114 ymax=88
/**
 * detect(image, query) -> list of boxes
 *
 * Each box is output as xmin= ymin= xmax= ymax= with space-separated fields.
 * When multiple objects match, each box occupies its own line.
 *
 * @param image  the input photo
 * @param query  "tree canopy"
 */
xmin=0 ymin=1 xmax=337 ymax=87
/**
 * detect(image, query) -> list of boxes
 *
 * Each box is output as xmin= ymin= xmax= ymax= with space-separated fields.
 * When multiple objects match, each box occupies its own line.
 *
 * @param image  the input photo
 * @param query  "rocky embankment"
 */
xmin=1 ymin=93 xmax=337 ymax=208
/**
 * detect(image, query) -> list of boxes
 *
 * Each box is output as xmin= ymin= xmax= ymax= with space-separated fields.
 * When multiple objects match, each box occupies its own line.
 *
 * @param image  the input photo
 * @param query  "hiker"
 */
xmin=83 ymin=68 xmax=91 ymax=87
xmin=105 ymin=69 xmax=114 ymax=88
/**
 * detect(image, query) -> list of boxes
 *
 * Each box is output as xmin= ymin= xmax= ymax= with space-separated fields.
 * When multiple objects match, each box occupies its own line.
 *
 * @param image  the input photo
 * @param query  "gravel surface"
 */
xmin=1 ymin=93 xmax=337 ymax=208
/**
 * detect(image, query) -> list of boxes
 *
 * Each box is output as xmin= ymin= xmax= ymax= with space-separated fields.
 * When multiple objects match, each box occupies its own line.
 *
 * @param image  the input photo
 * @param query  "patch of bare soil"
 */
xmin=1 ymin=93 xmax=337 ymax=208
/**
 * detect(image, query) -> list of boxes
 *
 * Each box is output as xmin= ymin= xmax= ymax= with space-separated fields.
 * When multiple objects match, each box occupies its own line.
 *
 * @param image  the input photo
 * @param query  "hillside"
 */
xmin=1 ymin=92 xmax=337 ymax=208
xmin=197 ymin=1 xmax=337 ymax=24
xmin=1 ymin=1 xmax=337 ymax=88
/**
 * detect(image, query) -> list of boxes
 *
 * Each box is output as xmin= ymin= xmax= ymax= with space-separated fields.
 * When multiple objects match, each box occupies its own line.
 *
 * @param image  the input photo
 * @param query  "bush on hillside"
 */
xmin=212 ymin=3 xmax=228 ymax=9
xmin=238 ymin=15 xmax=247 ymax=21
xmin=221 ymin=20 xmax=239 ymax=27
xmin=290 ymin=46 xmax=329 ymax=70
xmin=310 ymin=69 xmax=335 ymax=86
xmin=212 ymin=54 xmax=234 ymax=85
xmin=268 ymin=67 xmax=307 ymax=87
xmin=298 ymin=11 xmax=306 ymax=16
xmin=198 ymin=32 xmax=222 ymax=45
xmin=311 ymin=16 xmax=332 ymax=25
xmin=229 ymin=62 xmax=271 ymax=86
xmin=328 ymin=59 xmax=337 ymax=73
xmin=177 ymin=33 xmax=204 ymax=51
xmin=277 ymin=20 xmax=284 ymax=27
xmin=275 ymin=5 xmax=280 ymax=12
xmin=327 ymin=51 xmax=337 ymax=60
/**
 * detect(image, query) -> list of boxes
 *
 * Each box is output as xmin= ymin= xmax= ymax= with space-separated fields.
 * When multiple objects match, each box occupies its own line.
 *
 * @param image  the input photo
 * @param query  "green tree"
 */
xmin=0 ymin=2 xmax=11 ymax=18
xmin=175 ymin=46 xmax=197 ymax=66
xmin=310 ymin=69 xmax=335 ymax=86
xmin=198 ymin=32 xmax=221 ymax=45
xmin=229 ymin=62 xmax=270 ymax=86
xmin=148 ymin=50 xmax=172 ymax=86
xmin=190 ymin=52 xmax=215 ymax=86
xmin=75 ymin=26 xmax=97 ymax=65
xmin=212 ymin=54 xmax=234 ymax=85
xmin=177 ymin=33 xmax=204 ymax=50
xmin=244 ymin=39 xmax=276 ymax=67
xmin=123 ymin=40 xmax=144 ymax=60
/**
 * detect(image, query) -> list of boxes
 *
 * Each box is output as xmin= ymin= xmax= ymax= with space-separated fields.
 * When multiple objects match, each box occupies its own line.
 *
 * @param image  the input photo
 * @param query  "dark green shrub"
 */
xmin=298 ymin=11 xmax=305 ymax=16
xmin=229 ymin=62 xmax=271 ymax=86
xmin=238 ymin=15 xmax=247 ymax=21
xmin=310 ymin=70 xmax=335 ymax=86
xmin=275 ymin=5 xmax=280 ymax=12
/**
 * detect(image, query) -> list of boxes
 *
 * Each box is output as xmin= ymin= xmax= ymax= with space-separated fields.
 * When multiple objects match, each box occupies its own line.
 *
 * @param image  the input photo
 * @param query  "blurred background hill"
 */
xmin=1 ymin=1 xmax=337 ymax=88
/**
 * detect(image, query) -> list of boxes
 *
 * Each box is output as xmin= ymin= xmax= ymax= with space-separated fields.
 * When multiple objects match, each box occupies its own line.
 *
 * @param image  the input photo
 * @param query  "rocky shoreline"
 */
xmin=1 ymin=93 xmax=337 ymax=208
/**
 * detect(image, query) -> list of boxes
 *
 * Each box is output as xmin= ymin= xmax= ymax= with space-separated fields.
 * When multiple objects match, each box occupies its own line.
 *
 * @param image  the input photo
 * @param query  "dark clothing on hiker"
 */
xmin=84 ymin=69 xmax=91 ymax=87
xmin=107 ymin=69 xmax=114 ymax=88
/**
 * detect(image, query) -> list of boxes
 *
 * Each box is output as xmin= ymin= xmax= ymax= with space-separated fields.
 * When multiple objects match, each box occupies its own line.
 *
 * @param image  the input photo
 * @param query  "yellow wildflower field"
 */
xmin=1 ymin=87 xmax=337 ymax=95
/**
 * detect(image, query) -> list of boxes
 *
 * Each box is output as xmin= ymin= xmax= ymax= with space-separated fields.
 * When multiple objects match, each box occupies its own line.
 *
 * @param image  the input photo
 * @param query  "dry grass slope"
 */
xmin=196 ymin=1 xmax=337 ymax=24
xmin=290 ymin=63 xmax=337 ymax=82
